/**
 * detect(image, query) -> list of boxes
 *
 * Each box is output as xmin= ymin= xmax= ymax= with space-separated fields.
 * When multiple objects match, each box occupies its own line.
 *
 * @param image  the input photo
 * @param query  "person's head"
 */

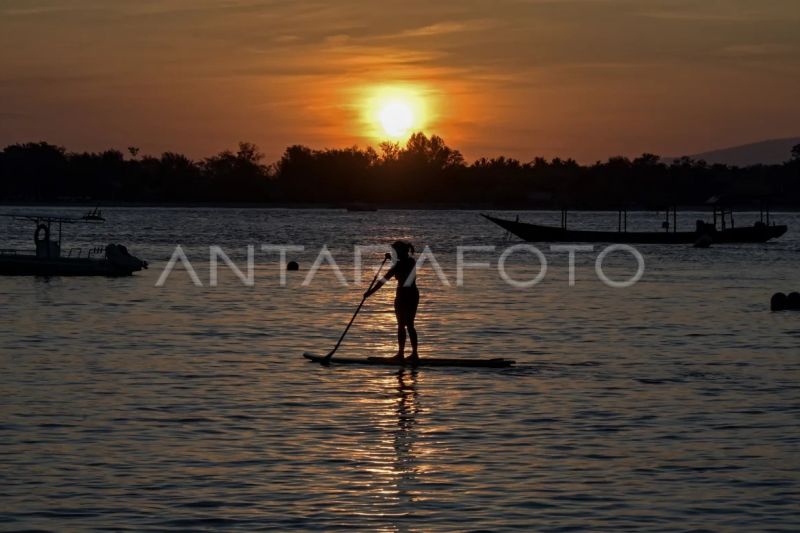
xmin=391 ymin=240 xmax=414 ymax=259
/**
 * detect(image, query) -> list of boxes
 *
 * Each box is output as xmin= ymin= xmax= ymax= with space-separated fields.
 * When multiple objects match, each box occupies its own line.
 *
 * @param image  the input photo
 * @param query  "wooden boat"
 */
xmin=482 ymin=210 xmax=787 ymax=245
xmin=0 ymin=213 xmax=147 ymax=276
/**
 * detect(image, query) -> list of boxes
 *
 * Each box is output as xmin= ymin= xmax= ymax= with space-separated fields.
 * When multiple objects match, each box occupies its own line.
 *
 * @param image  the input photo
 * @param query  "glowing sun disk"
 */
xmin=379 ymin=101 xmax=413 ymax=137
xmin=363 ymin=85 xmax=428 ymax=141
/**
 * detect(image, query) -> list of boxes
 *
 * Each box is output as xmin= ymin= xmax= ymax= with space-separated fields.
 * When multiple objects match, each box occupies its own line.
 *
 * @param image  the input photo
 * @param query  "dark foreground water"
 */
xmin=1 ymin=208 xmax=799 ymax=531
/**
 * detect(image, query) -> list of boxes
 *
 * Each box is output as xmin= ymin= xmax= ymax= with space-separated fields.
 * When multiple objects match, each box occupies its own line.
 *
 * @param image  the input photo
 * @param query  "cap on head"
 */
xmin=391 ymin=240 xmax=414 ymax=257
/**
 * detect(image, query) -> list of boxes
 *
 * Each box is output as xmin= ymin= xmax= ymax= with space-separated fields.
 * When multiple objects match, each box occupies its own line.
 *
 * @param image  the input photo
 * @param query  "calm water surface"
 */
xmin=1 ymin=208 xmax=799 ymax=531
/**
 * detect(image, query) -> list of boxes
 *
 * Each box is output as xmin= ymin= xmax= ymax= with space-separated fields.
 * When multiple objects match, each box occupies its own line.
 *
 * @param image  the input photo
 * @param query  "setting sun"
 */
xmin=379 ymin=101 xmax=413 ymax=138
xmin=363 ymin=85 xmax=428 ymax=141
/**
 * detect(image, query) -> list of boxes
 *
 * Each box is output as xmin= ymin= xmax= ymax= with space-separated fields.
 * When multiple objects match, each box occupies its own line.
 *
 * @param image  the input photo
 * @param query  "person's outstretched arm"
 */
xmin=364 ymin=267 xmax=395 ymax=298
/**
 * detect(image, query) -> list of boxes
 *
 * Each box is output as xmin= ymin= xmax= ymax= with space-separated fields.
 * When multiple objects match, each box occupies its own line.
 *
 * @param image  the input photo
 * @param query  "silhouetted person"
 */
xmin=364 ymin=240 xmax=419 ymax=362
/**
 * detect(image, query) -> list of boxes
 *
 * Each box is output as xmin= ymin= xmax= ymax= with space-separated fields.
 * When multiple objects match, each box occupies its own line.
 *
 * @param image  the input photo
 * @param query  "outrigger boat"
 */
xmin=483 ymin=205 xmax=787 ymax=245
xmin=0 ymin=212 xmax=147 ymax=276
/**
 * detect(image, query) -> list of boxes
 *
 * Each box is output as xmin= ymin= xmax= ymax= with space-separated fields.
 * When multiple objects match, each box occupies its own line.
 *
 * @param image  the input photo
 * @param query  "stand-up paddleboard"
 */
xmin=303 ymin=352 xmax=515 ymax=368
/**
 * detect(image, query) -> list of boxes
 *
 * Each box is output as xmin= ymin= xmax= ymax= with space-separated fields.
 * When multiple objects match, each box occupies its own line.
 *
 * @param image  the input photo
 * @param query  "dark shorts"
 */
xmin=394 ymin=288 xmax=419 ymax=324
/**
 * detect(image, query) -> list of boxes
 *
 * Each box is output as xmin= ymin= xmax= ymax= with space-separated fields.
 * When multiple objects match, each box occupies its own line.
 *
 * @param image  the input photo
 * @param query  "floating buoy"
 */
xmin=771 ymin=292 xmax=788 ymax=311
xmin=287 ymin=260 xmax=299 ymax=271
xmin=788 ymin=292 xmax=800 ymax=310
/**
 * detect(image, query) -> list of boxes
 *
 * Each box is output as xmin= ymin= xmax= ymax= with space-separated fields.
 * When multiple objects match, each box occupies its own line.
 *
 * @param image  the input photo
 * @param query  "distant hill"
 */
xmin=671 ymin=137 xmax=800 ymax=167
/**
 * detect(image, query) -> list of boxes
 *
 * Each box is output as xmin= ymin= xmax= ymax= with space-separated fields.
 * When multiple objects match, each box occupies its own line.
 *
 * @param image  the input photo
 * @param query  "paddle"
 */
xmin=321 ymin=253 xmax=392 ymax=364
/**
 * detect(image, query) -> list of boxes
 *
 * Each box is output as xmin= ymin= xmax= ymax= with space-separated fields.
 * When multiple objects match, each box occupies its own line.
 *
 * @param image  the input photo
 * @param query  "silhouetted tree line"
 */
xmin=1 ymin=134 xmax=799 ymax=208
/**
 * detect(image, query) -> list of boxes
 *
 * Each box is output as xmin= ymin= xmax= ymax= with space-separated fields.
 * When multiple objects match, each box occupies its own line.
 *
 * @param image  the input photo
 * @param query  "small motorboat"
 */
xmin=0 ymin=213 xmax=147 ymax=276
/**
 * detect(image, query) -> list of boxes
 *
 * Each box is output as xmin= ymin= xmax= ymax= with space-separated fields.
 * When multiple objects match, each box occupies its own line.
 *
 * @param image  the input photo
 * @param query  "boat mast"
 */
xmin=661 ymin=206 xmax=678 ymax=233
xmin=673 ymin=206 xmax=677 ymax=233
xmin=618 ymin=208 xmax=628 ymax=233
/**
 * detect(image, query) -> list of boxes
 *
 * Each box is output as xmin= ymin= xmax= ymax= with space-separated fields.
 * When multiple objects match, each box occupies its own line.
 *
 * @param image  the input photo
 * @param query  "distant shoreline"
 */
xmin=4 ymin=138 xmax=799 ymax=209
xmin=1 ymin=201 xmax=798 ymax=212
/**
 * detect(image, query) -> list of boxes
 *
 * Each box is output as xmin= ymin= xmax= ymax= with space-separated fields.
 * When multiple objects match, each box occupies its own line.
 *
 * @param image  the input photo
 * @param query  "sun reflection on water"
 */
xmin=393 ymin=370 xmax=420 ymax=503
xmin=347 ymin=369 xmax=426 ymax=519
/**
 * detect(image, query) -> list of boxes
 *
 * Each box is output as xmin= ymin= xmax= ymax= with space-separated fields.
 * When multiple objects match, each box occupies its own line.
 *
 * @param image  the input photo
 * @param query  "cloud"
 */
xmin=2 ymin=0 xmax=800 ymax=162
xmin=0 ymin=2 xmax=101 ymax=17
xmin=0 ymin=74 xmax=104 ymax=88
xmin=639 ymin=1 xmax=800 ymax=23
xmin=717 ymin=43 xmax=797 ymax=57
xmin=397 ymin=19 xmax=496 ymax=38
xmin=0 ymin=0 xmax=273 ymax=17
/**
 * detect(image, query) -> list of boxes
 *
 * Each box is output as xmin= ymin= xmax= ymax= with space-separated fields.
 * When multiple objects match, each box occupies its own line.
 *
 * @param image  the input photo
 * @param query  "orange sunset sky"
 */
xmin=1 ymin=0 xmax=799 ymax=162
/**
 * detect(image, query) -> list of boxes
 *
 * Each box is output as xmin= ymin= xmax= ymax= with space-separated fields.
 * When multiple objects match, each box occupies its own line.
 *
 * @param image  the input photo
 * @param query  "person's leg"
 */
xmin=393 ymin=298 xmax=406 ymax=359
xmin=407 ymin=320 xmax=418 ymax=359
xmin=407 ymin=294 xmax=419 ymax=359
xmin=396 ymin=320 xmax=407 ymax=358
